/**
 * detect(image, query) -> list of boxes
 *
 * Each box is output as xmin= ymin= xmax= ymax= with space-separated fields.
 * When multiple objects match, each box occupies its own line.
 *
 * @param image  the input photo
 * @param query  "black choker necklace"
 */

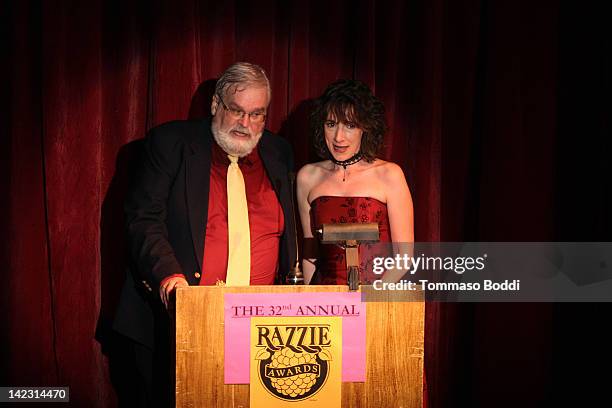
xmin=330 ymin=152 xmax=363 ymax=181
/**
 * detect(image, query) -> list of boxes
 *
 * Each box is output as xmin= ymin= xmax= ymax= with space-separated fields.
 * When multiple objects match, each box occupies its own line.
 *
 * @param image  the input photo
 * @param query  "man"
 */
xmin=113 ymin=62 xmax=296 ymax=406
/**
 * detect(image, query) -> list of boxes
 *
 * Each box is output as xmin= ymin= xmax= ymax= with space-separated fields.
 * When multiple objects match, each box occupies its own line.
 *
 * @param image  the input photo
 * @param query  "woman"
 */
xmin=297 ymin=79 xmax=414 ymax=285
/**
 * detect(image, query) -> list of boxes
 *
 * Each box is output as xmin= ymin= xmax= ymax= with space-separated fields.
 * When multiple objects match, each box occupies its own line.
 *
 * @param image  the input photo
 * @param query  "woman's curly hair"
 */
xmin=311 ymin=79 xmax=387 ymax=162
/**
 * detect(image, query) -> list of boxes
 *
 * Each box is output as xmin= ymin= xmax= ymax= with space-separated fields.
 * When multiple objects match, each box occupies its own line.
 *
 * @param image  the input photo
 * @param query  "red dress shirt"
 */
xmin=198 ymin=141 xmax=284 ymax=285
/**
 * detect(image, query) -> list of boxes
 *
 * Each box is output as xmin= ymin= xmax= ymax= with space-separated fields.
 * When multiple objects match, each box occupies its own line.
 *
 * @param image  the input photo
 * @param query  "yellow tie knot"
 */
xmin=228 ymin=154 xmax=239 ymax=165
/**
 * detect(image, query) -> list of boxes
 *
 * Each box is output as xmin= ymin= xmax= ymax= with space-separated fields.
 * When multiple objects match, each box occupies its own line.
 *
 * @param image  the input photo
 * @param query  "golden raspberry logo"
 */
xmin=254 ymin=325 xmax=332 ymax=401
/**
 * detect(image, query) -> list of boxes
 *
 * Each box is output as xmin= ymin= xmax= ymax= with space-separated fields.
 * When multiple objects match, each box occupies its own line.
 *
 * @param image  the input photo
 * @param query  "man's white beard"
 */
xmin=211 ymin=121 xmax=262 ymax=157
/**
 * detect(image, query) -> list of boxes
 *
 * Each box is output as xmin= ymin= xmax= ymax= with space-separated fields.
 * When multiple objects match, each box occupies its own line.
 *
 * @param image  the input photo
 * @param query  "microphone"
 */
xmin=284 ymin=172 xmax=304 ymax=285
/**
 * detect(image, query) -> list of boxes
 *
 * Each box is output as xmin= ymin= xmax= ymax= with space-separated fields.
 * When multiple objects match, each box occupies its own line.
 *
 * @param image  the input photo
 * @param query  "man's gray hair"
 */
xmin=215 ymin=62 xmax=271 ymax=101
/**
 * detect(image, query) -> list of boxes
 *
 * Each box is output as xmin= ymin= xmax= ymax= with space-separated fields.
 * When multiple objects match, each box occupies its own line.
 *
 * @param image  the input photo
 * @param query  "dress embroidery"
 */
xmin=310 ymin=196 xmax=391 ymax=284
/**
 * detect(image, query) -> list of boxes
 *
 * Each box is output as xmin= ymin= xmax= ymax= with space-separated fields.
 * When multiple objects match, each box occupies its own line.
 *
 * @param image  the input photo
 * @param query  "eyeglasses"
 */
xmin=216 ymin=93 xmax=267 ymax=124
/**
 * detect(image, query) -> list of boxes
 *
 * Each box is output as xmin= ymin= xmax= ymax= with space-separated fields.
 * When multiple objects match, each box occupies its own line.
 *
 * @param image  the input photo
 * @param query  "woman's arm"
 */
xmin=384 ymin=162 xmax=414 ymax=242
xmin=296 ymin=164 xmax=317 ymax=284
xmin=382 ymin=163 xmax=414 ymax=282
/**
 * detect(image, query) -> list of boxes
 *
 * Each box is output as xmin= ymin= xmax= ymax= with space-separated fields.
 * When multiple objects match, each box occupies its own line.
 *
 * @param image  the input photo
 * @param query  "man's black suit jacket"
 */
xmin=113 ymin=117 xmax=296 ymax=349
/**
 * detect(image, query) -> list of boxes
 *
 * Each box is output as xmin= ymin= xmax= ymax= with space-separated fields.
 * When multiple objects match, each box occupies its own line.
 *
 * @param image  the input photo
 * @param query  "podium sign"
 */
xmin=224 ymin=292 xmax=365 ymax=383
xmin=250 ymin=316 xmax=342 ymax=407
xmin=175 ymin=285 xmax=424 ymax=407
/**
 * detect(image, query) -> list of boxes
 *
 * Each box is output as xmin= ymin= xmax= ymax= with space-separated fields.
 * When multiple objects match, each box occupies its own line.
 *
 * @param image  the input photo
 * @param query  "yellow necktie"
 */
xmin=225 ymin=155 xmax=251 ymax=286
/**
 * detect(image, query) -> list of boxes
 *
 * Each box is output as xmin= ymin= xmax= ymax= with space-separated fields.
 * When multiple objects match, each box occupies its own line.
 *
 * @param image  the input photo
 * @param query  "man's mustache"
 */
xmin=232 ymin=126 xmax=251 ymax=136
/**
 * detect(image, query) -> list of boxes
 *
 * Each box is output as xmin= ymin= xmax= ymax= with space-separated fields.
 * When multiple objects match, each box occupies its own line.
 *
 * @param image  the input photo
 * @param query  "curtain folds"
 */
xmin=3 ymin=0 xmax=610 ymax=407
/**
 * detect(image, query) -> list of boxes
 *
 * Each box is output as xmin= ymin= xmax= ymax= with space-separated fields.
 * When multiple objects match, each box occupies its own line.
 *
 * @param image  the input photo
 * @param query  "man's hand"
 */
xmin=159 ymin=276 xmax=188 ymax=309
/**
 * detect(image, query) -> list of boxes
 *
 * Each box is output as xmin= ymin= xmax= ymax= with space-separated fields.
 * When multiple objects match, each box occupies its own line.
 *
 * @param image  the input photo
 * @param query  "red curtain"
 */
xmin=2 ymin=0 xmax=610 ymax=407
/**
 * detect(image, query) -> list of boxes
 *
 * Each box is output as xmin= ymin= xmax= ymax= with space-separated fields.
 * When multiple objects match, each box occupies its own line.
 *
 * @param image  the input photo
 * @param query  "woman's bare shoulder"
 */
xmin=298 ymin=161 xmax=330 ymax=179
xmin=369 ymin=159 xmax=406 ymax=181
xmin=297 ymin=161 xmax=331 ymax=190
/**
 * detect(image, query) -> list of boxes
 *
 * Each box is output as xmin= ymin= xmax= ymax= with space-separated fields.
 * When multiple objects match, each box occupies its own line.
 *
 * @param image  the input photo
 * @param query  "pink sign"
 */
xmin=224 ymin=292 xmax=366 ymax=384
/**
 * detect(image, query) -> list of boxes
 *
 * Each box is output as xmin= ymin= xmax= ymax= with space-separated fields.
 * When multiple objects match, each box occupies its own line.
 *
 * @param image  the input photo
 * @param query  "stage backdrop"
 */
xmin=2 ymin=0 xmax=610 ymax=407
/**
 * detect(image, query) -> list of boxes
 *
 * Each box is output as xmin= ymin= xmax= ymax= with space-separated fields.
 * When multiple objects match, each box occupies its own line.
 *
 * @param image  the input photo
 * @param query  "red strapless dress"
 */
xmin=309 ymin=196 xmax=392 ymax=285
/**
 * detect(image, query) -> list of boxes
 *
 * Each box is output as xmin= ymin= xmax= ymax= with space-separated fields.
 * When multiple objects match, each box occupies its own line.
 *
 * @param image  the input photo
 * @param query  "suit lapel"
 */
xmin=186 ymin=120 xmax=212 ymax=271
xmin=259 ymin=134 xmax=296 ymax=275
xmin=259 ymin=133 xmax=287 ymax=205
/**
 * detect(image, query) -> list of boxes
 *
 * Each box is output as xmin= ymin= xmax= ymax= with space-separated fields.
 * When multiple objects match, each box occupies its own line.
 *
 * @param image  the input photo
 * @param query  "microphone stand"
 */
xmin=285 ymin=172 xmax=304 ymax=285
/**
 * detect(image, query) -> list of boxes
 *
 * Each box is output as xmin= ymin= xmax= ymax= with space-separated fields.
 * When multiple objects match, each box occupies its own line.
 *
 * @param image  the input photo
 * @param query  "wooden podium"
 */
xmin=175 ymin=285 xmax=424 ymax=407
